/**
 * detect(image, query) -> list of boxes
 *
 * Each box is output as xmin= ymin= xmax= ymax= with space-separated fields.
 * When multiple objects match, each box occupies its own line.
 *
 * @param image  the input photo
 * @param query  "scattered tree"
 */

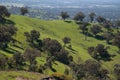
xmin=43 ymin=38 xmax=62 ymax=55
xmin=60 ymin=11 xmax=69 ymax=20
xmin=24 ymin=48 xmax=40 ymax=64
xmin=24 ymin=30 xmax=42 ymax=48
xmin=89 ymin=12 xmax=96 ymax=22
xmin=90 ymin=25 xmax=102 ymax=36
xmin=74 ymin=12 xmax=85 ymax=22
xmin=88 ymin=44 xmax=111 ymax=60
xmin=96 ymin=16 xmax=106 ymax=23
xmin=114 ymin=64 xmax=120 ymax=80
xmin=20 ymin=7 xmax=28 ymax=15
xmin=13 ymin=52 xmax=25 ymax=70
xmin=113 ymin=33 xmax=120 ymax=51
xmin=102 ymin=32 xmax=114 ymax=44
xmin=79 ymin=22 xmax=90 ymax=40
xmin=62 ymin=37 xmax=71 ymax=47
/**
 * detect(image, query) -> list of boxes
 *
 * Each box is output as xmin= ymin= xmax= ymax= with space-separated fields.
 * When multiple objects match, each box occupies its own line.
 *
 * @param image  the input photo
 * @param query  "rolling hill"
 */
xmin=0 ymin=15 xmax=120 ymax=80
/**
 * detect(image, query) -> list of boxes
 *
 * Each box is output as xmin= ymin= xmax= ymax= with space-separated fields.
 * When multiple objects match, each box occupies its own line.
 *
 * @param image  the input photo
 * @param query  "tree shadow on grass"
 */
xmin=50 ymin=66 xmax=56 ymax=72
xmin=13 ymin=44 xmax=24 ymax=50
xmin=66 ymin=46 xmax=78 ymax=54
xmin=6 ymin=19 xmax=16 ymax=25
xmin=95 ymin=35 xmax=105 ymax=40
xmin=64 ymin=20 xmax=72 ymax=23
xmin=96 ymin=56 xmax=113 ymax=62
xmin=0 ymin=19 xmax=16 ymax=25
xmin=3 ymin=47 xmax=18 ymax=54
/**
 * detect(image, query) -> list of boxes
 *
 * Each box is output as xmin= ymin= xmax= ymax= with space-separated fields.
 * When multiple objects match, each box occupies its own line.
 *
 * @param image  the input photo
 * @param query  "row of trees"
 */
xmin=60 ymin=11 xmax=96 ymax=22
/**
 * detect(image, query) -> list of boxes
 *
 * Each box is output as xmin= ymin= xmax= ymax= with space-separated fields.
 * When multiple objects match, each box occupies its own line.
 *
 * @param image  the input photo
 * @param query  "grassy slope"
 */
xmin=0 ymin=15 xmax=120 ymax=79
xmin=0 ymin=71 xmax=47 ymax=80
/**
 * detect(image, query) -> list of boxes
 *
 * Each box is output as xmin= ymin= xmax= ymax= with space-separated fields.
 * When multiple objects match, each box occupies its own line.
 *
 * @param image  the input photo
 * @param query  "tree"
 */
xmin=113 ymin=33 xmax=120 ymax=52
xmin=79 ymin=22 xmax=89 ymax=34
xmin=43 ymin=38 xmax=62 ymax=55
xmin=55 ymin=48 xmax=70 ymax=64
xmin=79 ymin=22 xmax=90 ymax=40
xmin=24 ymin=48 xmax=40 ymax=64
xmin=60 ymin=12 xmax=69 ymax=20
xmin=96 ymin=44 xmax=110 ymax=58
xmin=89 ymin=12 xmax=96 ymax=22
xmin=13 ymin=52 xmax=25 ymax=70
xmin=24 ymin=30 xmax=41 ymax=48
xmin=85 ymin=59 xmax=101 ymax=76
xmin=74 ymin=12 xmax=85 ymax=22
xmin=69 ymin=59 xmax=108 ymax=80
xmin=20 ymin=7 xmax=28 ymax=15
xmin=0 ymin=24 xmax=17 ymax=48
xmin=102 ymin=32 xmax=113 ymax=44
xmin=29 ymin=60 xmax=37 ymax=72
xmin=0 ymin=6 xmax=10 ymax=22
xmin=62 ymin=37 xmax=71 ymax=47
xmin=0 ymin=54 xmax=8 ymax=70
xmin=96 ymin=16 xmax=106 ymax=23
xmin=88 ymin=44 xmax=110 ymax=60
xmin=114 ymin=64 xmax=120 ymax=80
xmin=103 ymin=20 xmax=113 ymax=31
xmin=90 ymin=25 xmax=102 ymax=36
xmin=116 ymin=20 xmax=120 ymax=32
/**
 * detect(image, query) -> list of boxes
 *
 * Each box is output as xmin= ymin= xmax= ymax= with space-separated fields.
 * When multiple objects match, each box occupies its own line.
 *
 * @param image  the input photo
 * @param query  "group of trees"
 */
xmin=70 ymin=59 xmax=109 ymax=80
xmin=60 ymin=11 xmax=96 ymax=22
xmin=0 ymin=6 xmax=17 ymax=49
xmin=0 ymin=5 xmax=10 ymax=22
xmin=88 ymin=44 xmax=111 ymax=60
xmin=0 ymin=5 xmax=120 ymax=80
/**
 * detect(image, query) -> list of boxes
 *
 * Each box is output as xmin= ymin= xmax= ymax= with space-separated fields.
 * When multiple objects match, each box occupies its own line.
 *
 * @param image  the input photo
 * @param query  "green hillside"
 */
xmin=0 ymin=71 xmax=47 ymax=80
xmin=0 ymin=15 xmax=120 ymax=80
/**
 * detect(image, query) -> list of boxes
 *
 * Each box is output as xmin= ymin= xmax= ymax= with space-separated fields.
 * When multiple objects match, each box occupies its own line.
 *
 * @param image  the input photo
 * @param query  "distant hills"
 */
xmin=0 ymin=0 xmax=120 ymax=8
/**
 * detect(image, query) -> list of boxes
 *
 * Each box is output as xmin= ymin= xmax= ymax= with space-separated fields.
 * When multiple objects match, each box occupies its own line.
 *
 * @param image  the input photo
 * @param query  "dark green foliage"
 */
xmin=89 ymin=12 xmax=96 ymax=22
xmin=79 ymin=22 xmax=89 ymax=34
xmin=102 ymin=32 xmax=114 ymax=44
xmin=70 ymin=59 xmax=109 ymax=80
xmin=96 ymin=16 xmax=106 ymax=23
xmin=24 ymin=30 xmax=40 ymax=42
xmin=85 ymin=59 xmax=101 ymax=76
xmin=55 ymin=48 xmax=70 ymax=64
xmin=103 ymin=20 xmax=113 ymax=31
xmin=20 ymin=7 xmax=28 ymax=15
xmin=0 ymin=24 xmax=17 ymax=48
xmin=60 ymin=12 xmax=69 ymax=20
xmin=113 ymin=33 xmax=120 ymax=51
xmin=24 ymin=48 xmax=40 ymax=64
xmin=24 ymin=30 xmax=42 ymax=48
xmin=0 ymin=54 xmax=8 ymax=70
xmin=43 ymin=38 xmax=71 ymax=64
xmin=88 ymin=44 xmax=111 ymax=60
xmin=13 ymin=52 xmax=25 ymax=70
xmin=29 ymin=60 xmax=37 ymax=72
xmin=114 ymin=64 xmax=120 ymax=80
xmin=79 ymin=22 xmax=90 ymax=40
xmin=116 ymin=20 xmax=120 ymax=31
xmin=90 ymin=25 xmax=102 ymax=36
xmin=43 ymin=38 xmax=62 ymax=54
xmin=0 ymin=6 xmax=10 ymax=22
xmin=74 ymin=12 xmax=85 ymax=21
xmin=62 ymin=37 xmax=71 ymax=47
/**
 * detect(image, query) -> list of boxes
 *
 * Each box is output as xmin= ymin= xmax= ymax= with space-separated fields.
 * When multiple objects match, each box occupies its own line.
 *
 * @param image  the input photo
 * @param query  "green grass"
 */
xmin=0 ymin=15 xmax=120 ymax=79
xmin=0 ymin=71 xmax=47 ymax=80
